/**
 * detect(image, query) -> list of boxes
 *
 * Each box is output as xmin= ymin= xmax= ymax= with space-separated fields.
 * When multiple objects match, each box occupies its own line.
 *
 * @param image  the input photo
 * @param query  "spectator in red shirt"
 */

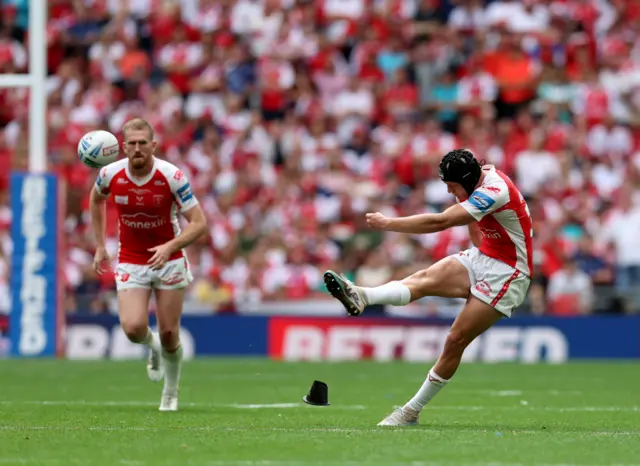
xmin=382 ymin=68 xmax=419 ymax=121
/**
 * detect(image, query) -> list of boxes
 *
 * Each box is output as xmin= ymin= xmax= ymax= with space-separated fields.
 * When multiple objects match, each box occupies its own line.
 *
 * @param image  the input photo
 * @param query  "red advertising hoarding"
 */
xmin=268 ymin=317 xmax=571 ymax=363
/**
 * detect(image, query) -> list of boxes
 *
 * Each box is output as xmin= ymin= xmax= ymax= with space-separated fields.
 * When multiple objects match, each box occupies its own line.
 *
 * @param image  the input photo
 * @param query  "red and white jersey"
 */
xmin=94 ymin=157 xmax=199 ymax=265
xmin=460 ymin=166 xmax=533 ymax=276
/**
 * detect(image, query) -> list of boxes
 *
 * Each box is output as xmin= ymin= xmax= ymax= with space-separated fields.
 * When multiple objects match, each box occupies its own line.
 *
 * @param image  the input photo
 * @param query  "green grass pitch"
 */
xmin=0 ymin=359 xmax=639 ymax=466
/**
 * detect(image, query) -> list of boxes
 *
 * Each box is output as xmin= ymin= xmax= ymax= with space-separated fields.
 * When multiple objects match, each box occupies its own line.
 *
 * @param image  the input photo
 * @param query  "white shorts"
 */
xmin=115 ymin=257 xmax=193 ymax=291
xmin=452 ymin=248 xmax=530 ymax=317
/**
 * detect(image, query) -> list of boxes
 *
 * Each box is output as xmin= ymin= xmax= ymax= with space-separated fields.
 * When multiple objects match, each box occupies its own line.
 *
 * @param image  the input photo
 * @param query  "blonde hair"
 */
xmin=122 ymin=118 xmax=155 ymax=140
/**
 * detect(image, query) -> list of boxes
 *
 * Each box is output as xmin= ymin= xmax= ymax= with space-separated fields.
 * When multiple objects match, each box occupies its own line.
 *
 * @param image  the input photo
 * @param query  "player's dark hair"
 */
xmin=439 ymin=149 xmax=484 ymax=196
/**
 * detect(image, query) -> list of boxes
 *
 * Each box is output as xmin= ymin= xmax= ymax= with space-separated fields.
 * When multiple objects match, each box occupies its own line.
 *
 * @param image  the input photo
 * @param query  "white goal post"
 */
xmin=0 ymin=0 xmax=47 ymax=173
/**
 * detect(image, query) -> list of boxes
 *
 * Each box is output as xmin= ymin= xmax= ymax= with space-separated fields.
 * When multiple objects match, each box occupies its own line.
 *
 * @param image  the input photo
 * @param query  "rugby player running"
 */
xmin=90 ymin=118 xmax=207 ymax=411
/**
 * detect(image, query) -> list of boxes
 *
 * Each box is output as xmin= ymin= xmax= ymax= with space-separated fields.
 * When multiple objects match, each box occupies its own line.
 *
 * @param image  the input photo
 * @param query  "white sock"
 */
xmin=405 ymin=369 xmax=449 ymax=413
xmin=142 ymin=328 xmax=161 ymax=353
xmin=362 ymin=281 xmax=411 ymax=306
xmin=162 ymin=344 xmax=183 ymax=395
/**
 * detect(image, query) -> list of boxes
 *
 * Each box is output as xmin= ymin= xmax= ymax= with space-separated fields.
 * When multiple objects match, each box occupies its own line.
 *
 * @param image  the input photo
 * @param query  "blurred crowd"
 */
xmin=1 ymin=0 xmax=640 ymax=316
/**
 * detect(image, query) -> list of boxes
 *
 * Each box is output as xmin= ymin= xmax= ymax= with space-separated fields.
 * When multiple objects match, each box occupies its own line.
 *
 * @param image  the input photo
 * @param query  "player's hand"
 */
xmin=147 ymin=242 xmax=175 ymax=271
xmin=365 ymin=212 xmax=391 ymax=230
xmin=92 ymin=246 xmax=111 ymax=275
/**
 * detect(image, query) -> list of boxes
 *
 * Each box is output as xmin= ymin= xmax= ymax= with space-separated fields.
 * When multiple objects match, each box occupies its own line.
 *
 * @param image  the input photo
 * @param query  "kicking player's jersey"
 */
xmin=94 ymin=157 xmax=199 ymax=265
xmin=459 ymin=166 xmax=533 ymax=277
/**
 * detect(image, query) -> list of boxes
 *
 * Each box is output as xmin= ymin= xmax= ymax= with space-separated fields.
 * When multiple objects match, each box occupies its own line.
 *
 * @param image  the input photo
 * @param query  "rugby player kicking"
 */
xmin=90 ymin=118 xmax=207 ymax=411
xmin=324 ymin=149 xmax=533 ymax=426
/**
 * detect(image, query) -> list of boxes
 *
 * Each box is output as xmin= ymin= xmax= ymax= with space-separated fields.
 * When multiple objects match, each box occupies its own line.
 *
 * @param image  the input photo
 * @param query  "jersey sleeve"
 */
xmin=169 ymin=168 xmax=199 ymax=213
xmin=460 ymin=182 xmax=509 ymax=221
xmin=94 ymin=166 xmax=113 ymax=197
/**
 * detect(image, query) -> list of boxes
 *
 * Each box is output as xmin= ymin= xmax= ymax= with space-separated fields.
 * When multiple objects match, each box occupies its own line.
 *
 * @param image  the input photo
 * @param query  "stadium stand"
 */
xmin=1 ymin=0 xmax=640 ymax=316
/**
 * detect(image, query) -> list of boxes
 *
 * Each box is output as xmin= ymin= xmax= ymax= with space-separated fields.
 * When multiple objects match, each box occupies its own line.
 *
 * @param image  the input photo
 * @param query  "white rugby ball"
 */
xmin=78 ymin=130 xmax=120 ymax=168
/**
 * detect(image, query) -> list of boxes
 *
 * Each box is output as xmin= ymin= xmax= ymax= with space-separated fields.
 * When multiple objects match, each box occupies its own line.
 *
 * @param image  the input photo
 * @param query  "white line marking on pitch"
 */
xmin=0 ymin=426 xmax=637 ymax=437
xmin=227 ymin=403 xmax=366 ymax=409
xmin=490 ymin=390 xmax=523 ymax=397
xmin=451 ymin=389 xmax=583 ymax=396
xmin=1 ymin=400 xmax=639 ymax=414
xmin=0 ymin=400 xmax=367 ymax=409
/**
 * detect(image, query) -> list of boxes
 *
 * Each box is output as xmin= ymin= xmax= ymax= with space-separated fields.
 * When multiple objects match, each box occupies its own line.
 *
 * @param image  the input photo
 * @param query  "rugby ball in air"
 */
xmin=78 ymin=130 xmax=120 ymax=168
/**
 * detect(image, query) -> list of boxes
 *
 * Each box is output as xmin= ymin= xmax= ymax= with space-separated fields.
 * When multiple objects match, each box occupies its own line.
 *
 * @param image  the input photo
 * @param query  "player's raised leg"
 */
xmin=378 ymin=296 xmax=501 ymax=426
xmin=154 ymin=287 xmax=186 ymax=412
xmin=325 ymin=256 xmax=471 ymax=316
xmin=117 ymin=287 xmax=163 ymax=382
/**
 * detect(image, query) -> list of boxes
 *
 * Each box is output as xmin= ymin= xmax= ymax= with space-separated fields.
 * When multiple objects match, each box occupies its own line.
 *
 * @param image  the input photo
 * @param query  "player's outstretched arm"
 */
xmin=366 ymin=204 xmax=475 ymax=234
